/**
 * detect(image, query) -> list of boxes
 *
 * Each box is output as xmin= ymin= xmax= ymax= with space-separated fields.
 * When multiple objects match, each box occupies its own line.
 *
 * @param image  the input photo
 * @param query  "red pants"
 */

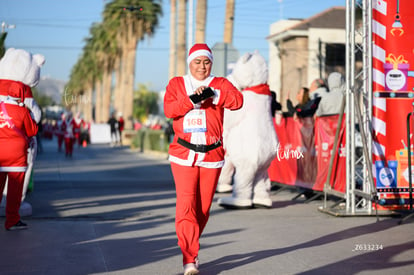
xmin=170 ymin=162 xmax=221 ymax=265
xmin=57 ymin=135 xmax=64 ymax=151
xmin=0 ymin=172 xmax=25 ymax=229
xmin=64 ymin=137 xmax=74 ymax=156
xmin=75 ymin=133 xmax=81 ymax=146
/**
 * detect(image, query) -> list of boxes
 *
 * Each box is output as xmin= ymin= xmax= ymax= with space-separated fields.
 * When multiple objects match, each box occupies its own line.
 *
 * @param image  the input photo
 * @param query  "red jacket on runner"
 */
xmin=164 ymin=75 xmax=243 ymax=168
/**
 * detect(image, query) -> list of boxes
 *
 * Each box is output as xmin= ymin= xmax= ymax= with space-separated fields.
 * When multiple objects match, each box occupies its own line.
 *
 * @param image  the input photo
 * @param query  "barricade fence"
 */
xmin=268 ymin=115 xmax=346 ymax=196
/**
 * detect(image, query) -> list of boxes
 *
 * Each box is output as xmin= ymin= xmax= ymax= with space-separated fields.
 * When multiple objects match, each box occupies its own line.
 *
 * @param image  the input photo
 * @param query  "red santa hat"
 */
xmin=187 ymin=43 xmax=213 ymax=65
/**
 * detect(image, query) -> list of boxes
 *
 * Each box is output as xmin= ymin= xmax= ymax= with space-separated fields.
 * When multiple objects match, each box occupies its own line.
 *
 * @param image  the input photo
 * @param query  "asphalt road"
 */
xmin=1 ymin=138 xmax=413 ymax=275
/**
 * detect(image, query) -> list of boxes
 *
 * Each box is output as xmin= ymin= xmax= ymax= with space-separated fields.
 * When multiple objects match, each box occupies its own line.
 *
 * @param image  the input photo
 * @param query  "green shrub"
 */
xmin=132 ymin=128 xmax=170 ymax=152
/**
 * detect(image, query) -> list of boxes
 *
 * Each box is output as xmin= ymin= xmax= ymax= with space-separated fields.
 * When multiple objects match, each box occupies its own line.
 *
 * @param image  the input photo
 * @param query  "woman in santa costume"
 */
xmin=73 ymin=112 xmax=83 ymax=147
xmin=63 ymin=112 xmax=75 ymax=157
xmin=0 ymin=84 xmax=38 ymax=230
xmin=55 ymin=112 xmax=66 ymax=152
xmin=164 ymin=43 xmax=243 ymax=275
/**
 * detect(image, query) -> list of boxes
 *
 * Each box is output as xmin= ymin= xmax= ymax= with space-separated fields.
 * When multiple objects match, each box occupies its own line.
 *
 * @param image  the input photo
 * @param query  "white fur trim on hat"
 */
xmin=187 ymin=43 xmax=214 ymax=65
xmin=187 ymin=49 xmax=213 ymax=65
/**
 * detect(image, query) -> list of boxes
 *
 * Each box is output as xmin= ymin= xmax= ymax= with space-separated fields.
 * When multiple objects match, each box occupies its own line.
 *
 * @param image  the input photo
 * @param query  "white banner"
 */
xmin=90 ymin=123 xmax=111 ymax=144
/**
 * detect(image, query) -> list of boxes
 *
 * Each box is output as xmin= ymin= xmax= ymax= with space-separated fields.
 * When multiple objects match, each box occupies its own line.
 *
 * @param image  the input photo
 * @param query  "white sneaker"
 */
xmin=217 ymin=196 xmax=252 ymax=209
xmin=252 ymin=197 xmax=273 ymax=208
xmin=183 ymin=263 xmax=199 ymax=275
xmin=195 ymin=256 xmax=199 ymax=268
xmin=216 ymin=183 xmax=233 ymax=193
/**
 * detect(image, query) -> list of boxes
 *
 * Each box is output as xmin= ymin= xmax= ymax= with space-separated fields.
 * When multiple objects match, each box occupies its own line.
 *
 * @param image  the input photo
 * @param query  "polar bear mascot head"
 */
xmin=0 ymin=48 xmax=45 ymax=87
xmin=0 ymin=48 xmax=45 ymax=124
xmin=227 ymin=51 xmax=268 ymax=90
xmin=223 ymin=51 xmax=273 ymax=138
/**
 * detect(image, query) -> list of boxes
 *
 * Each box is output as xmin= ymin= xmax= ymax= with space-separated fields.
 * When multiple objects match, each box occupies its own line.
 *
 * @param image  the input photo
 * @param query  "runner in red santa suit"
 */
xmin=0 ymin=84 xmax=38 ymax=230
xmin=118 ymin=113 xmax=124 ymax=145
xmin=64 ymin=112 xmax=75 ymax=157
xmin=164 ymin=43 xmax=243 ymax=275
xmin=55 ymin=112 xmax=66 ymax=152
xmin=73 ymin=112 xmax=83 ymax=147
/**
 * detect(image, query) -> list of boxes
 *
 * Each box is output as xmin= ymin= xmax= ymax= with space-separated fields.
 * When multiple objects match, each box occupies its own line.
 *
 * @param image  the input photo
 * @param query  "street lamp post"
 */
xmin=1 ymin=21 xmax=16 ymax=33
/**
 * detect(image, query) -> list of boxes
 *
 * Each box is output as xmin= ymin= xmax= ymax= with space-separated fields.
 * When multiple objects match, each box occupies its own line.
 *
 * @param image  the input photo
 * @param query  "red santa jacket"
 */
xmin=119 ymin=117 xmax=125 ymax=132
xmin=0 ymin=79 xmax=41 ymax=123
xmin=164 ymin=75 xmax=243 ymax=168
xmin=54 ymin=119 xmax=65 ymax=137
xmin=63 ymin=118 xmax=75 ymax=139
xmin=73 ymin=116 xmax=83 ymax=136
xmin=0 ymin=100 xmax=38 ymax=171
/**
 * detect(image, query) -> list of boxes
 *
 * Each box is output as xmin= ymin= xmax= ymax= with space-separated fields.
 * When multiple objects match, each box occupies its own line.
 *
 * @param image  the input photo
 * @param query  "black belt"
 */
xmin=177 ymin=138 xmax=222 ymax=153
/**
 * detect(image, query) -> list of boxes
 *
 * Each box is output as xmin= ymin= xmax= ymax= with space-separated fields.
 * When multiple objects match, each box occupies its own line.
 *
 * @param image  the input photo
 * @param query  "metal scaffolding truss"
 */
xmin=321 ymin=0 xmax=378 ymax=216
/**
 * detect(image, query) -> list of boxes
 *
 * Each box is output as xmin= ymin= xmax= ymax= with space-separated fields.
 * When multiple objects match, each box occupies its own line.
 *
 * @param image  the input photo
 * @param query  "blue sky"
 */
xmin=1 ymin=0 xmax=346 ymax=92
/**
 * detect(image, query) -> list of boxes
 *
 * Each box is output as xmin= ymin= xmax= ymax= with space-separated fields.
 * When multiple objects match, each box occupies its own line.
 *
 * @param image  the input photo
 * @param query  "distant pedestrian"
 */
xmin=315 ymin=72 xmax=345 ymax=117
xmin=108 ymin=112 xmax=120 ymax=147
xmin=270 ymin=90 xmax=282 ymax=117
xmin=0 ymin=85 xmax=38 ymax=230
xmin=118 ymin=113 xmax=124 ymax=146
xmin=286 ymin=87 xmax=321 ymax=118
xmin=164 ymin=43 xmax=243 ymax=275
xmin=36 ymin=116 xmax=44 ymax=154
xmin=309 ymin=78 xmax=328 ymax=100
xmin=73 ymin=112 xmax=83 ymax=147
xmin=55 ymin=112 xmax=65 ymax=152
xmin=64 ymin=112 xmax=75 ymax=157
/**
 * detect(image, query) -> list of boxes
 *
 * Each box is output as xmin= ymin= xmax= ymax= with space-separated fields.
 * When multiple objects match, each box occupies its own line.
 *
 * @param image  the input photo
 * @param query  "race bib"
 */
xmin=183 ymin=109 xmax=207 ymax=133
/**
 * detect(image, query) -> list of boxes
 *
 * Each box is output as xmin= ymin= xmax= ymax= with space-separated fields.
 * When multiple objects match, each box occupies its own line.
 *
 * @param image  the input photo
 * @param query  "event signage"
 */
xmin=372 ymin=0 xmax=414 ymax=208
xmin=268 ymin=116 xmax=346 ymax=193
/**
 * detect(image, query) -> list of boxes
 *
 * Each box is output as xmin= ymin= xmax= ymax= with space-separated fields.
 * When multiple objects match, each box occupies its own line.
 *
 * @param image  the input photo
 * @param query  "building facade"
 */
xmin=267 ymin=7 xmax=349 ymax=109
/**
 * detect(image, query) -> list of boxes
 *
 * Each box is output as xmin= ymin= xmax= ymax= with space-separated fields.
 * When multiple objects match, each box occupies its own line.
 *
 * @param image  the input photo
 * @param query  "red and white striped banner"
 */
xmin=372 ymin=0 xmax=414 ymax=209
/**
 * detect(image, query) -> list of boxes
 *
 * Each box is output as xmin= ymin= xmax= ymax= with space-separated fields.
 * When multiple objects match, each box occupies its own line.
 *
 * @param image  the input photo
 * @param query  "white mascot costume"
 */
xmin=0 ymin=48 xmax=45 ymax=216
xmin=217 ymin=51 xmax=278 ymax=209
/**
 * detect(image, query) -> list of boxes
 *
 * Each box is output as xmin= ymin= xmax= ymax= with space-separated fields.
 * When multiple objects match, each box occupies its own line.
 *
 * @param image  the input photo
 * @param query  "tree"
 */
xmin=169 ymin=0 xmax=177 ymax=79
xmin=133 ymin=83 xmax=159 ymax=122
xmin=87 ymin=22 xmax=119 ymax=123
xmin=102 ymin=0 xmax=162 ymax=129
xmin=0 ymin=32 xmax=7 ymax=58
xmin=32 ymin=87 xmax=55 ymax=108
xmin=65 ymin=32 xmax=101 ymax=122
xmin=65 ymin=42 xmax=98 ymax=120
xmin=224 ymin=0 xmax=235 ymax=44
xmin=195 ymin=0 xmax=206 ymax=43
xmin=176 ymin=0 xmax=187 ymax=76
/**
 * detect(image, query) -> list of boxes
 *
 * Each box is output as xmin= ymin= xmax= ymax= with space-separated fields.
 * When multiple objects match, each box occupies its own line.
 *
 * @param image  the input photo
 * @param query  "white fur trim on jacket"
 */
xmin=0 ymin=166 xmax=27 ymax=172
xmin=168 ymin=154 xmax=224 ymax=168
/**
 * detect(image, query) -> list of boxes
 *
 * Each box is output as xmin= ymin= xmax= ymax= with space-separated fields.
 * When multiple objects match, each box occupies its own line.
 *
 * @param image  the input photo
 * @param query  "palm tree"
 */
xmin=176 ymin=0 xmax=187 ymax=76
xmin=65 ymin=40 xmax=100 ymax=122
xmin=224 ymin=0 xmax=234 ymax=44
xmin=169 ymin=0 xmax=177 ymax=79
xmin=0 ymin=32 xmax=7 ymax=58
xmin=102 ymin=0 xmax=162 ymax=129
xmin=195 ymin=0 xmax=206 ymax=43
xmin=89 ymin=22 xmax=119 ymax=123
